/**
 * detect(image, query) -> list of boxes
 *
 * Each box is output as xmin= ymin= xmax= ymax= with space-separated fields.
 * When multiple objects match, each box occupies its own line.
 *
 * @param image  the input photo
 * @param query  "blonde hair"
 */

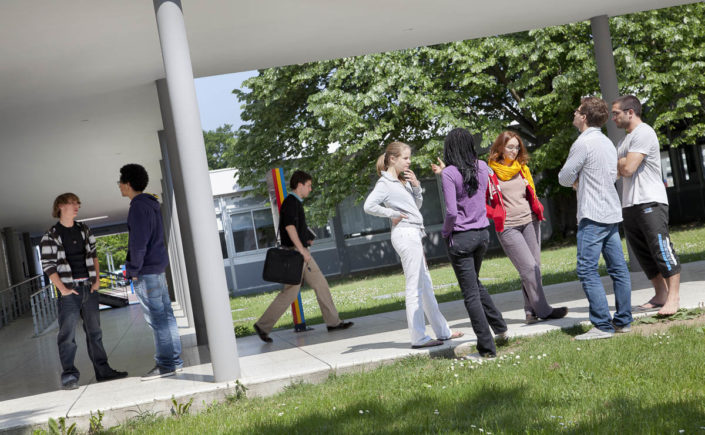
xmin=52 ymin=193 xmax=81 ymax=218
xmin=376 ymin=141 xmax=411 ymax=182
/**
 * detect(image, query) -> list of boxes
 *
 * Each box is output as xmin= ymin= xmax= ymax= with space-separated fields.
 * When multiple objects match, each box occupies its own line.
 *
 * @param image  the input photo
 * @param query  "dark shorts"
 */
xmin=622 ymin=202 xmax=680 ymax=279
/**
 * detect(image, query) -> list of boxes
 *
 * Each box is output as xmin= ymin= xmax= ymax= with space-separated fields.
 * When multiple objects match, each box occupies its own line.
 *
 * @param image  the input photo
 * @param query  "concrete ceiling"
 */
xmin=0 ymin=0 xmax=697 ymax=235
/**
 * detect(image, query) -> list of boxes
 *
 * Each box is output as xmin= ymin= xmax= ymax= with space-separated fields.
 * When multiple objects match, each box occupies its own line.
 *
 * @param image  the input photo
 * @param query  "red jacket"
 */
xmin=485 ymin=168 xmax=545 ymax=233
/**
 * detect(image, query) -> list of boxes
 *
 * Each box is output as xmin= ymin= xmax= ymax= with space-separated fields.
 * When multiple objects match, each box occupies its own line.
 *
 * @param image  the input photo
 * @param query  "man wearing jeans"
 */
xmin=119 ymin=163 xmax=183 ymax=380
xmin=559 ymin=97 xmax=632 ymax=340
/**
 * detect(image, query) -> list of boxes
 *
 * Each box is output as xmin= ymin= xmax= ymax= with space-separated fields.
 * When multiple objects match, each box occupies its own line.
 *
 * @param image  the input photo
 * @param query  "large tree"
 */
xmin=203 ymin=124 xmax=236 ymax=170
xmin=229 ymin=3 xmax=705 ymax=227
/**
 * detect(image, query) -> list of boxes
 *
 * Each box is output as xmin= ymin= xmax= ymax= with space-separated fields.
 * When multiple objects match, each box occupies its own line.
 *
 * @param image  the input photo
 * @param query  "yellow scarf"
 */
xmin=488 ymin=160 xmax=536 ymax=193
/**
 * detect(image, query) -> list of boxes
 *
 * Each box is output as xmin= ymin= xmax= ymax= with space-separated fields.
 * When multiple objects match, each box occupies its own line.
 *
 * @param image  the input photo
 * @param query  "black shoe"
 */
xmin=546 ymin=307 xmax=569 ymax=319
xmin=141 ymin=365 xmax=175 ymax=381
xmin=327 ymin=321 xmax=354 ymax=332
xmin=525 ymin=314 xmax=540 ymax=324
xmin=253 ymin=323 xmax=273 ymax=343
xmin=62 ymin=380 xmax=79 ymax=390
xmin=97 ymin=369 xmax=128 ymax=382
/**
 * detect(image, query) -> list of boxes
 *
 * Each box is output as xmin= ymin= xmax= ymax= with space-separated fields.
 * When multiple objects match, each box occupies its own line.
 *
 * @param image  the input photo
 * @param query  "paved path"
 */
xmin=1 ymin=261 xmax=703 ymax=433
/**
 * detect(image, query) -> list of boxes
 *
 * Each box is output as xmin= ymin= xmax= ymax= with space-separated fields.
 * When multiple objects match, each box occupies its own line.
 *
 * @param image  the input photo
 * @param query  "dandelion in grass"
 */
xmin=359 ymin=410 xmax=364 ymax=414
xmin=434 ymin=410 xmax=440 ymax=415
xmin=278 ymin=412 xmax=284 ymax=417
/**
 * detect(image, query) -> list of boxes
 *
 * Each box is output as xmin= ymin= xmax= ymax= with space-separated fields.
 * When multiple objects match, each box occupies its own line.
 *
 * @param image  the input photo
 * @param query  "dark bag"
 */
xmin=262 ymin=247 xmax=304 ymax=284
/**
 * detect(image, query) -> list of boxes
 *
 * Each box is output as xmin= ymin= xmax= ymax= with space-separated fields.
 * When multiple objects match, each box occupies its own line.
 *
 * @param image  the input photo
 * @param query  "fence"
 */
xmin=30 ymin=284 xmax=59 ymax=336
xmin=0 ymin=275 xmax=44 ymax=329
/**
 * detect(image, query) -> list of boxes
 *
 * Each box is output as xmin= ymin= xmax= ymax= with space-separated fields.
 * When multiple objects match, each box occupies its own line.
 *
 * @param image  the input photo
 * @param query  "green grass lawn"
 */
xmin=107 ymin=312 xmax=705 ymax=434
xmin=231 ymin=223 xmax=705 ymax=336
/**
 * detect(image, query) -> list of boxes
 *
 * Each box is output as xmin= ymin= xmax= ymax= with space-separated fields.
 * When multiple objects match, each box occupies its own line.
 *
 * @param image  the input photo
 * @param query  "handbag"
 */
xmin=262 ymin=226 xmax=304 ymax=284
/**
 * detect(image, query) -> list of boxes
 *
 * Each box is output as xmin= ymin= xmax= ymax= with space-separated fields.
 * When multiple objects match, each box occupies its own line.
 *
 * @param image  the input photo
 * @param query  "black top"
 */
xmin=279 ymin=194 xmax=314 ymax=248
xmin=55 ymin=222 xmax=89 ymax=279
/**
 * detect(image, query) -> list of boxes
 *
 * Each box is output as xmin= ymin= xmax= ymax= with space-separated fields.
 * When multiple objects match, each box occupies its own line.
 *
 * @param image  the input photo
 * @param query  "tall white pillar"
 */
xmin=153 ymin=0 xmax=240 ymax=381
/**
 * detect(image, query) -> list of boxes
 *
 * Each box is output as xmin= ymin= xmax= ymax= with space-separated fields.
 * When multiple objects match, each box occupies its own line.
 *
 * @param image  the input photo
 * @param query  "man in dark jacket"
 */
xmin=119 ymin=164 xmax=183 ymax=380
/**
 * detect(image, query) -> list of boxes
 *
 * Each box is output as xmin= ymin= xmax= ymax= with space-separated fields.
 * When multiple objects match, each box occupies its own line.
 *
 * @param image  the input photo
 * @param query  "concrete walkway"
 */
xmin=1 ymin=261 xmax=703 ymax=433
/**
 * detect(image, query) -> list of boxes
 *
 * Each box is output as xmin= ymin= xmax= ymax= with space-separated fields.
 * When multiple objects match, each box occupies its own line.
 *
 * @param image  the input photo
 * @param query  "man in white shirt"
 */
xmin=612 ymin=95 xmax=680 ymax=316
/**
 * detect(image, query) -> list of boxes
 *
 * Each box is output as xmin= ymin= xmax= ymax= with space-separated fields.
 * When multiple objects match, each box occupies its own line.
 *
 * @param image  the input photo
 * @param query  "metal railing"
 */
xmin=30 ymin=284 xmax=59 ymax=336
xmin=0 ymin=275 xmax=44 ymax=329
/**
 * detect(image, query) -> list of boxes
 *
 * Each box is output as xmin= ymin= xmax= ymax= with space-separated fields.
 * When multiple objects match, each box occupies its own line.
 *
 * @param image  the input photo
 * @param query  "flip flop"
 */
xmin=633 ymin=303 xmax=664 ymax=313
xmin=411 ymin=339 xmax=444 ymax=349
xmin=440 ymin=331 xmax=464 ymax=341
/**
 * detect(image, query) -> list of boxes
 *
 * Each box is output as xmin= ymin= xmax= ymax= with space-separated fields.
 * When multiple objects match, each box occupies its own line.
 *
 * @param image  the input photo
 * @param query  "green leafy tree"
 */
xmin=95 ymin=233 xmax=129 ymax=273
xmin=203 ymin=124 xmax=236 ymax=170
xmin=229 ymin=3 xmax=705 ymax=229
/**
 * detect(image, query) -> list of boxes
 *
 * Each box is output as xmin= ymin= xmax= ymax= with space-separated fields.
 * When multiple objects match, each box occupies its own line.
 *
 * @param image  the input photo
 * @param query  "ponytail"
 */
xmin=376 ymin=153 xmax=387 ymax=176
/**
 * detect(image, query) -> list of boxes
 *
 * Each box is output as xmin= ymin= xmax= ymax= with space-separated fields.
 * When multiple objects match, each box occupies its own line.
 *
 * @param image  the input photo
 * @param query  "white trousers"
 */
xmin=391 ymin=226 xmax=452 ymax=346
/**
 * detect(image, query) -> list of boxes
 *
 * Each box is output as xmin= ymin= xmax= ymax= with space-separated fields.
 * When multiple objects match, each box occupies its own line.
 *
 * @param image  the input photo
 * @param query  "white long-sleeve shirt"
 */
xmin=363 ymin=171 xmax=424 ymax=229
xmin=558 ymin=127 xmax=622 ymax=224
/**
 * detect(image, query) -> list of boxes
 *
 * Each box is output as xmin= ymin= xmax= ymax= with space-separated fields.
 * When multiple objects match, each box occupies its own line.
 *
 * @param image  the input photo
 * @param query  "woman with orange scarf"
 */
xmin=487 ymin=132 xmax=568 ymax=324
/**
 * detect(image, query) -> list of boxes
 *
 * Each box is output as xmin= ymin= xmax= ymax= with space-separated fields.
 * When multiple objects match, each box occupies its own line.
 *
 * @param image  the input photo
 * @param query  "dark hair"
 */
xmin=489 ymin=131 xmax=529 ymax=165
xmin=52 ymin=193 xmax=81 ymax=218
xmin=119 ymin=164 xmax=149 ymax=192
xmin=289 ymin=170 xmax=312 ymax=190
xmin=579 ymin=97 xmax=609 ymax=128
xmin=443 ymin=128 xmax=479 ymax=197
xmin=613 ymin=95 xmax=642 ymax=118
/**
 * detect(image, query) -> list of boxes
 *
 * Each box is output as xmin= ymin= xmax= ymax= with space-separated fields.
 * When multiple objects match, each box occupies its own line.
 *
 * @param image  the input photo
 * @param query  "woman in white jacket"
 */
xmin=364 ymin=141 xmax=463 ymax=348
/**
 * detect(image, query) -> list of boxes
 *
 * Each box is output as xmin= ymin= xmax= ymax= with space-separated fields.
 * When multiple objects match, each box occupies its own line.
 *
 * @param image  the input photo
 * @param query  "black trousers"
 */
xmin=446 ymin=229 xmax=507 ymax=355
xmin=57 ymin=283 xmax=111 ymax=385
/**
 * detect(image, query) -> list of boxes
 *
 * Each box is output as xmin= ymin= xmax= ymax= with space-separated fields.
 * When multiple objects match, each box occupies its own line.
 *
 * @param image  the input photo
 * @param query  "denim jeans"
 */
xmin=576 ymin=219 xmax=633 ymax=332
xmin=57 ymin=282 xmax=111 ymax=385
xmin=134 ymin=273 xmax=183 ymax=370
xmin=446 ymin=229 xmax=507 ymax=355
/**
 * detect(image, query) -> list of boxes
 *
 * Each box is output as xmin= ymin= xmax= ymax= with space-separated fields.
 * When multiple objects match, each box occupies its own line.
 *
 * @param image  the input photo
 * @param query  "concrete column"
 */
xmin=590 ymin=15 xmax=624 ymax=146
xmin=22 ymin=233 xmax=37 ymax=277
xmin=2 ymin=228 xmax=25 ymax=284
xmin=0 ymin=233 xmax=12 ymax=290
xmin=153 ymin=0 xmax=240 ymax=381
xmin=158 ymin=136 xmax=195 ymax=327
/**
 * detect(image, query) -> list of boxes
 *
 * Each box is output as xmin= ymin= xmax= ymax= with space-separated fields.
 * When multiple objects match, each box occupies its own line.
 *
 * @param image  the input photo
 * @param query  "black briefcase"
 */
xmin=262 ymin=247 xmax=304 ymax=284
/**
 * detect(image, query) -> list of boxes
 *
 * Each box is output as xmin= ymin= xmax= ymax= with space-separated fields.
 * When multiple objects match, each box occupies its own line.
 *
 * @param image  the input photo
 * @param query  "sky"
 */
xmin=194 ymin=70 xmax=257 ymax=132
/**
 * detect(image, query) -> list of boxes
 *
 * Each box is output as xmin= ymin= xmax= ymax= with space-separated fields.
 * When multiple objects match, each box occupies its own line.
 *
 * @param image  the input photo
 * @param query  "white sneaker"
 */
xmin=613 ymin=323 xmax=631 ymax=333
xmin=575 ymin=328 xmax=613 ymax=341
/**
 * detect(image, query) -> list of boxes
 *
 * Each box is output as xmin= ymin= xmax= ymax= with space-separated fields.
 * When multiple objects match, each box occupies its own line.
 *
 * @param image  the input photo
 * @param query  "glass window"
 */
xmin=224 ymin=195 xmax=265 ymax=210
xmin=419 ymin=179 xmax=444 ymax=226
xmin=660 ymin=151 xmax=674 ymax=188
xmin=252 ymin=209 xmax=277 ymax=250
xmin=340 ymin=195 xmax=390 ymax=239
xmin=310 ymin=223 xmax=332 ymax=240
xmin=679 ymin=147 xmax=698 ymax=183
xmin=230 ymin=213 xmax=257 ymax=253
xmin=216 ymin=215 xmax=228 ymax=258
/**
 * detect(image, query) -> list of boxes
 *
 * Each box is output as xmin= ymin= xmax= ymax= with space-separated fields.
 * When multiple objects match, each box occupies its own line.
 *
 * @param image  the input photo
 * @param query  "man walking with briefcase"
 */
xmin=253 ymin=170 xmax=353 ymax=343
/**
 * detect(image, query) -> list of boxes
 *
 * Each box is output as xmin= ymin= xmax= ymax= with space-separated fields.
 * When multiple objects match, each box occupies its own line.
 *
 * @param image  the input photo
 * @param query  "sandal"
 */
xmin=411 ymin=339 xmax=444 ymax=349
xmin=440 ymin=331 xmax=464 ymax=341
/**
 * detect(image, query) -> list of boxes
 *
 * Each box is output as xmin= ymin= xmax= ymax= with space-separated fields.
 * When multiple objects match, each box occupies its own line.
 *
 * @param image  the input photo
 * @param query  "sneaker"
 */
xmin=612 ymin=323 xmax=631 ymax=333
xmin=62 ymin=380 xmax=79 ymax=390
xmin=327 ymin=321 xmax=354 ymax=332
xmin=253 ymin=323 xmax=273 ymax=343
xmin=495 ymin=332 xmax=509 ymax=345
xmin=141 ymin=365 xmax=176 ymax=381
xmin=97 ymin=369 xmax=128 ymax=382
xmin=575 ymin=328 xmax=613 ymax=341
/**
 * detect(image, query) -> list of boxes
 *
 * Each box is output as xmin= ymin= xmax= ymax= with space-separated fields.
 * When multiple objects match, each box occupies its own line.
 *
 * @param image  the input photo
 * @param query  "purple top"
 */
xmin=441 ymin=161 xmax=489 ymax=238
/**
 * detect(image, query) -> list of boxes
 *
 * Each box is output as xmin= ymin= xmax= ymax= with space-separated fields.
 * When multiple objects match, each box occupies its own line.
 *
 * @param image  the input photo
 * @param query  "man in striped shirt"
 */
xmin=40 ymin=193 xmax=127 ymax=389
xmin=558 ymin=97 xmax=632 ymax=341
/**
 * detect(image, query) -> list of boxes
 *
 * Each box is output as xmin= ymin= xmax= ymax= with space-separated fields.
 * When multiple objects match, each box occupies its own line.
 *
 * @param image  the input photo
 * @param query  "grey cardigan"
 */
xmin=363 ymin=171 xmax=425 ymax=229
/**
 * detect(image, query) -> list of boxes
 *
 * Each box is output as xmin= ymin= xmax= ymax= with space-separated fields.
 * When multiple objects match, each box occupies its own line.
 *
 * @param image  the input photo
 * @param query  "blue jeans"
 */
xmin=576 ymin=219 xmax=633 ymax=332
xmin=57 ymin=282 xmax=111 ymax=385
xmin=134 ymin=273 xmax=183 ymax=370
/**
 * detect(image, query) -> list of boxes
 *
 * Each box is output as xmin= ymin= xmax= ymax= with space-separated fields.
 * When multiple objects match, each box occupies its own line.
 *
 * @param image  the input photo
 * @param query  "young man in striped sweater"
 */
xmin=40 ymin=193 xmax=127 ymax=390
